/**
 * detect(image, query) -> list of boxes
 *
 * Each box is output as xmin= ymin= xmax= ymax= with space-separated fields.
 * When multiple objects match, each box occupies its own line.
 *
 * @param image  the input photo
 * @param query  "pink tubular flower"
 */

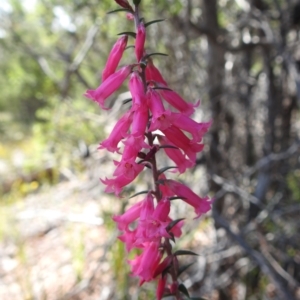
xmin=84 ymin=65 xmax=131 ymax=109
xmin=162 ymin=125 xmax=204 ymax=162
xmin=159 ymin=86 xmax=199 ymax=116
xmin=166 ymin=180 xmax=212 ymax=218
xmin=158 ymin=135 xmax=194 ymax=173
xmin=131 ymin=106 xmax=149 ymax=138
xmin=159 ymin=173 xmax=175 ymax=198
xmin=147 ymin=88 xmax=175 ymax=131
xmin=119 ymin=229 xmax=138 ymax=251
xmin=128 ymin=241 xmax=162 ymax=284
xmin=129 ymin=72 xmax=146 ymax=109
xmin=135 ymin=22 xmax=146 ymax=62
xmin=99 ymin=110 xmax=133 ymax=152
xmin=171 ymin=114 xmax=212 ymax=142
xmin=113 ymin=157 xmax=144 ymax=180
xmin=139 ymin=192 xmax=154 ymax=219
xmin=156 ymin=275 xmax=167 ymax=300
xmin=101 ymin=164 xmax=143 ymax=196
xmin=102 ymin=35 xmax=128 ymax=82
xmin=146 ymin=58 xmax=167 ymax=86
xmin=135 ymin=197 xmax=171 ymax=243
xmin=147 ymin=88 xmax=165 ymax=115
xmin=101 ymin=176 xmax=132 ymax=196
xmin=153 ymin=256 xmax=172 ymax=278
xmin=122 ymin=135 xmax=149 ymax=160
xmin=152 ymin=198 xmax=170 ymax=221
xmin=113 ymin=200 xmax=144 ymax=230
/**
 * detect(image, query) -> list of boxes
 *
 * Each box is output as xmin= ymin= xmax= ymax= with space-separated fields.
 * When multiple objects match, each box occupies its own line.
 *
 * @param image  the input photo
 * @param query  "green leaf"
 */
xmin=158 ymin=166 xmax=177 ymax=175
xmin=144 ymin=19 xmax=165 ymax=28
xmin=169 ymin=196 xmax=186 ymax=201
xmin=189 ymin=297 xmax=208 ymax=300
xmin=107 ymin=8 xmax=131 ymax=14
xmin=144 ymin=52 xmax=168 ymax=60
xmin=178 ymin=262 xmax=195 ymax=276
xmin=161 ymin=293 xmax=172 ymax=299
xmin=174 ymin=250 xmax=199 ymax=256
xmin=129 ymin=190 xmax=149 ymax=199
xmin=117 ymin=32 xmax=136 ymax=38
xmin=122 ymin=98 xmax=132 ymax=104
xmin=166 ymin=218 xmax=185 ymax=231
xmin=153 ymin=86 xmax=173 ymax=91
xmin=178 ymin=283 xmax=190 ymax=298
xmin=169 ymin=232 xmax=175 ymax=243
xmin=125 ymin=45 xmax=135 ymax=50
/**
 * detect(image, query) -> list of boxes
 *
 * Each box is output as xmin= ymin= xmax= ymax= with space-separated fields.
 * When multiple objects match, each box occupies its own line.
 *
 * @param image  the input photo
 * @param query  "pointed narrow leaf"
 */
xmin=159 ymin=145 xmax=179 ymax=150
xmin=169 ymin=232 xmax=175 ymax=243
xmin=129 ymin=190 xmax=149 ymax=199
xmin=153 ymin=86 xmax=173 ymax=91
xmin=144 ymin=52 xmax=168 ymax=60
xmin=178 ymin=262 xmax=195 ymax=276
xmin=162 ymin=267 xmax=172 ymax=278
xmin=174 ymin=250 xmax=199 ymax=256
xmin=145 ymin=19 xmax=165 ymax=28
xmin=107 ymin=8 xmax=131 ymax=14
xmin=139 ymin=60 xmax=147 ymax=68
xmin=158 ymin=166 xmax=177 ymax=175
xmin=137 ymin=161 xmax=151 ymax=169
xmin=178 ymin=283 xmax=190 ymax=298
xmin=122 ymin=98 xmax=132 ymax=104
xmin=166 ymin=218 xmax=185 ymax=231
xmin=169 ymin=196 xmax=186 ymax=201
xmin=117 ymin=32 xmax=136 ymax=38
xmin=125 ymin=45 xmax=135 ymax=50
xmin=158 ymin=265 xmax=171 ymax=278
xmin=161 ymin=292 xmax=172 ymax=299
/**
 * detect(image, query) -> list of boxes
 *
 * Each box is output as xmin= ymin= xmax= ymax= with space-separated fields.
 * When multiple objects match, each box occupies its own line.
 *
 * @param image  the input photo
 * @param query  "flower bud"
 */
xmin=115 ymin=0 xmax=132 ymax=10
xmin=126 ymin=13 xmax=134 ymax=20
xmin=84 ymin=65 xmax=131 ymax=110
xmin=145 ymin=58 xmax=167 ymax=85
xmin=135 ymin=22 xmax=146 ymax=62
xmin=102 ymin=35 xmax=128 ymax=82
xmin=166 ymin=180 xmax=213 ymax=218
xmin=156 ymin=276 xmax=167 ymax=300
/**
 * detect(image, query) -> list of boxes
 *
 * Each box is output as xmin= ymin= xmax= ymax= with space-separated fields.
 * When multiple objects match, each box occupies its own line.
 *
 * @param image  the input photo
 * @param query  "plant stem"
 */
xmin=134 ymin=5 xmax=180 ymax=299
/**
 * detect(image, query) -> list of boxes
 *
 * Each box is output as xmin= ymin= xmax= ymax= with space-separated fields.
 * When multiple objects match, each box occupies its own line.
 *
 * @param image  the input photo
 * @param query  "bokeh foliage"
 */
xmin=0 ymin=0 xmax=300 ymax=299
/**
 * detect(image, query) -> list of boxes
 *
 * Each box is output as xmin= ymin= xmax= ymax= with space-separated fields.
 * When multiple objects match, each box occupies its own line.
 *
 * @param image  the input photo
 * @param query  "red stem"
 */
xmin=133 ymin=5 xmax=181 ymax=300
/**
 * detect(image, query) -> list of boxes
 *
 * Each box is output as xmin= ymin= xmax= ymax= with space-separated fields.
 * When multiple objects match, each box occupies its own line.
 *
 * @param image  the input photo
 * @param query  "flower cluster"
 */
xmin=85 ymin=0 xmax=212 ymax=298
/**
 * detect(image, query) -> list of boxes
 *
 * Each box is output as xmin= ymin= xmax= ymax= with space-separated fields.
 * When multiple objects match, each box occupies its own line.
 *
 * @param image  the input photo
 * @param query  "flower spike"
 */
xmin=85 ymin=2 xmax=212 ymax=298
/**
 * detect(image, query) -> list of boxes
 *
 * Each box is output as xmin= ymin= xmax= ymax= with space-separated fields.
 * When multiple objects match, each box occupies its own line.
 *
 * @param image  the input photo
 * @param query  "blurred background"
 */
xmin=0 ymin=0 xmax=300 ymax=299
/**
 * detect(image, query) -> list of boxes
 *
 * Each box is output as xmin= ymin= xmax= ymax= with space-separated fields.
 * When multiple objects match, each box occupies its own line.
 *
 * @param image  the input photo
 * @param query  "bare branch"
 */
xmin=213 ymin=211 xmax=297 ymax=300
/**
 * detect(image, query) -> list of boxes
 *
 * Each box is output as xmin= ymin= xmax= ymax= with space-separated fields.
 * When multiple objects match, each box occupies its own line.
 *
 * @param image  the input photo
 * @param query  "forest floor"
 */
xmin=0 ymin=154 xmax=292 ymax=300
xmin=0 ymin=175 xmax=117 ymax=300
xmin=0 ymin=164 xmax=216 ymax=300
